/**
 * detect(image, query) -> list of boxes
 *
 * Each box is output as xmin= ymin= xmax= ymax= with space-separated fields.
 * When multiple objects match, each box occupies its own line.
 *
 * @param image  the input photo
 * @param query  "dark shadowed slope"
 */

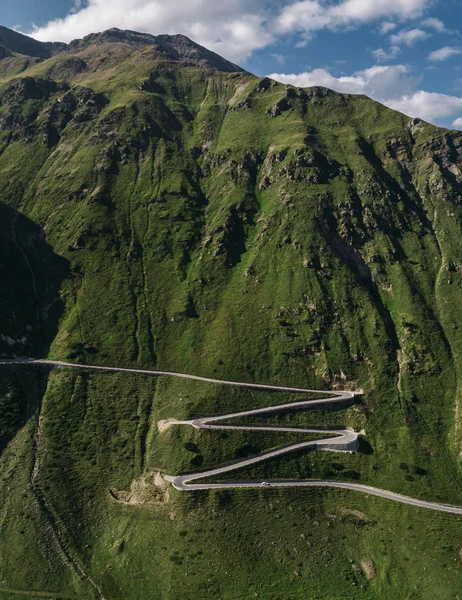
xmin=0 ymin=25 xmax=51 ymax=58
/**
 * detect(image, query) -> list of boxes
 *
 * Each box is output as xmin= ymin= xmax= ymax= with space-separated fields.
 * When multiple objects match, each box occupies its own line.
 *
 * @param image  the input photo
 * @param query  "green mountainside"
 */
xmin=0 ymin=26 xmax=461 ymax=599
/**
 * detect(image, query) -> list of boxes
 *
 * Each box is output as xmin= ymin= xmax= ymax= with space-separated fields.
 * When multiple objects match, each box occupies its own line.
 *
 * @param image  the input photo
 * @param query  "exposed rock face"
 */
xmin=255 ymin=77 xmax=272 ymax=92
xmin=1 ymin=77 xmax=59 ymax=103
xmin=268 ymin=97 xmax=292 ymax=117
xmin=0 ymin=78 xmax=109 ymax=144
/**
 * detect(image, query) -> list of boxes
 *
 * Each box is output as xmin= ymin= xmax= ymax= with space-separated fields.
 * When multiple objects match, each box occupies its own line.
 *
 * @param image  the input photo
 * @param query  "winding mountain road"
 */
xmin=2 ymin=357 xmax=462 ymax=515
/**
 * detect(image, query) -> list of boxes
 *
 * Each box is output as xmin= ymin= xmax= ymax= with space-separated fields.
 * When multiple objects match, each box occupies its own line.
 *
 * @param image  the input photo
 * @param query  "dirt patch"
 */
xmin=361 ymin=559 xmax=376 ymax=580
xmin=228 ymin=79 xmax=252 ymax=106
xmin=157 ymin=418 xmax=179 ymax=433
xmin=110 ymin=471 xmax=169 ymax=508
xmin=338 ymin=507 xmax=373 ymax=525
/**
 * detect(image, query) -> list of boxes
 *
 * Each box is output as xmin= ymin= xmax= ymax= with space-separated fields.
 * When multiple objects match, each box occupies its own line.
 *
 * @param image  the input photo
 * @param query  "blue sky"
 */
xmin=4 ymin=0 xmax=462 ymax=129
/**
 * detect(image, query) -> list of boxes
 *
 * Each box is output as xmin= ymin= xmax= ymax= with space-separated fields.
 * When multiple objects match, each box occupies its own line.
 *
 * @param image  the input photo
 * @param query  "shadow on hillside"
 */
xmin=0 ymin=202 xmax=70 ymax=453
xmin=0 ymin=201 xmax=70 ymax=357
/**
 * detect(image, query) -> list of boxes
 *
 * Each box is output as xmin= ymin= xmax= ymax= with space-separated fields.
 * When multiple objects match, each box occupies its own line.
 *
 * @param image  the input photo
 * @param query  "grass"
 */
xmin=1 ymin=367 xmax=459 ymax=598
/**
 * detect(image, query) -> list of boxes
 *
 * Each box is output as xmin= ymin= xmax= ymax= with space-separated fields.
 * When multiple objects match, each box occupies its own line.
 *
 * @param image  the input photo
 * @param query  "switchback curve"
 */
xmin=1 ymin=358 xmax=462 ymax=515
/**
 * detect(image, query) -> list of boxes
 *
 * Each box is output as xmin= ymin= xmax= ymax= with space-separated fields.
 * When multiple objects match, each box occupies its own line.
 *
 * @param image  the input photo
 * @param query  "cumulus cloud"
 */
xmin=388 ymin=92 xmax=462 ymax=121
xmin=428 ymin=46 xmax=462 ymax=62
xmin=390 ymin=28 xmax=429 ymax=46
xmin=421 ymin=17 xmax=449 ymax=33
xmin=380 ymin=22 xmax=397 ymax=35
xmin=30 ymin=0 xmax=274 ymax=63
xmin=372 ymin=45 xmax=401 ymax=62
xmin=268 ymin=64 xmax=462 ymax=124
xmin=268 ymin=68 xmax=364 ymax=92
xmin=274 ymin=0 xmax=429 ymax=34
xmin=269 ymin=64 xmax=417 ymax=99
xmin=453 ymin=117 xmax=462 ymax=129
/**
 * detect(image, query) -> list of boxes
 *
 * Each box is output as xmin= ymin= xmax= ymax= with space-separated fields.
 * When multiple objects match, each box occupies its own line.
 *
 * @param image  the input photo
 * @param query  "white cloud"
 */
xmin=421 ymin=17 xmax=448 ymax=33
xmin=294 ymin=34 xmax=313 ymax=48
xmin=372 ymin=45 xmax=401 ymax=62
xmin=453 ymin=117 xmax=462 ymax=129
xmin=268 ymin=65 xmax=462 ymax=124
xmin=327 ymin=0 xmax=428 ymax=22
xmin=380 ymin=22 xmax=397 ymax=34
xmin=30 ymin=0 xmax=274 ymax=63
xmin=388 ymin=91 xmax=462 ymax=121
xmin=390 ymin=28 xmax=429 ymax=46
xmin=275 ymin=0 xmax=429 ymax=34
xmin=428 ymin=46 xmax=462 ymax=62
xmin=268 ymin=68 xmax=366 ymax=93
xmin=268 ymin=64 xmax=418 ymax=100
xmin=275 ymin=2 xmax=330 ymax=33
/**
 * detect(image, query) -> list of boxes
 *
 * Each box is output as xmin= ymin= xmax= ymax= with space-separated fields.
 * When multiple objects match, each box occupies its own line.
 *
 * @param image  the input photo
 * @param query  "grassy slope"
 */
xmin=0 ymin=43 xmax=461 ymax=598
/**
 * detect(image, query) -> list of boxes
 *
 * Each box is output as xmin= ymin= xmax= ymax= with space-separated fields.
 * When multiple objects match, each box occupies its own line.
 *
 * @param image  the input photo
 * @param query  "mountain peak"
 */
xmin=65 ymin=27 xmax=158 ymax=51
xmin=64 ymin=28 xmax=245 ymax=73
xmin=154 ymin=33 xmax=244 ymax=73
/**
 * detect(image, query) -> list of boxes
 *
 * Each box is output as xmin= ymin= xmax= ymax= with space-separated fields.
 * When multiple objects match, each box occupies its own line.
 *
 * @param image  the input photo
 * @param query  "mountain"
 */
xmin=62 ymin=29 xmax=245 ymax=73
xmin=0 ymin=25 xmax=461 ymax=599
xmin=0 ymin=25 xmax=244 ymax=73
xmin=0 ymin=24 xmax=51 ymax=58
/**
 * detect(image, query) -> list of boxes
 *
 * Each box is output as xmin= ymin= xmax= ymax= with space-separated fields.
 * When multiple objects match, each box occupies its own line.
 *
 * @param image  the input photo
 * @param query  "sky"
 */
xmin=3 ymin=0 xmax=462 ymax=129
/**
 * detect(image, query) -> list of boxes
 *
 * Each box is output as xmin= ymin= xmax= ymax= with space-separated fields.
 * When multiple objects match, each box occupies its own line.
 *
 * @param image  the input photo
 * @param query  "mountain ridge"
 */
xmin=0 ymin=25 xmax=245 ymax=73
xmin=0 ymin=24 xmax=52 ymax=58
